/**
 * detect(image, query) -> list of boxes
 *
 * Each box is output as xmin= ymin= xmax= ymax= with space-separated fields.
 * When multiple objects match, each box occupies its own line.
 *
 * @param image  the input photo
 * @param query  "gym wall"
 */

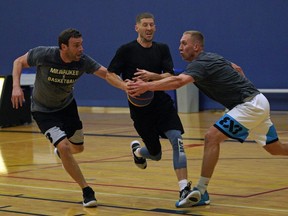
xmin=0 ymin=0 xmax=287 ymax=110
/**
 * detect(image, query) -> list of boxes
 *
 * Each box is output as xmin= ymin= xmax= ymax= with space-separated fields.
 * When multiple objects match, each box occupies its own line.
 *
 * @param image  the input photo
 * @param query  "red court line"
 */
xmin=1 ymin=175 xmax=178 ymax=193
xmin=211 ymin=186 xmax=288 ymax=198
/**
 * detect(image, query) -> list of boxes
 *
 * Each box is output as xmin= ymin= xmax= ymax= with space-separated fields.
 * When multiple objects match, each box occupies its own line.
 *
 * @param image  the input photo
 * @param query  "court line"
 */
xmin=212 ymin=203 xmax=288 ymax=213
xmin=0 ymin=186 xmax=199 ymax=216
xmin=2 ymin=142 xmax=288 ymax=198
xmin=1 ymin=176 xmax=178 ymax=193
xmin=2 ymin=174 xmax=288 ymax=199
xmin=0 ymin=204 xmax=49 ymax=216
xmin=0 ymin=182 xmax=173 ymax=201
xmin=0 ymin=209 xmax=49 ymax=216
xmin=1 ymin=130 xmax=287 ymax=213
xmin=0 ymin=183 xmax=287 ymax=214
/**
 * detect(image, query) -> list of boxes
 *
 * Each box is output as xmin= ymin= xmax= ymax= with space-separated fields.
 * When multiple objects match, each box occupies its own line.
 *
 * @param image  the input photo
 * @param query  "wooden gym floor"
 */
xmin=0 ymin=107 xmax=287 ymax=216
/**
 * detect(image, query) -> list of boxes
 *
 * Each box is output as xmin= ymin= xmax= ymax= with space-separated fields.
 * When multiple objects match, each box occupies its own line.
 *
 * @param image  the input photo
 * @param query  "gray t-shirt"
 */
xmin=27 ymin=46 xmax=101 ymax=112
xmin=183 ymin=52 xmax=259 ymax=109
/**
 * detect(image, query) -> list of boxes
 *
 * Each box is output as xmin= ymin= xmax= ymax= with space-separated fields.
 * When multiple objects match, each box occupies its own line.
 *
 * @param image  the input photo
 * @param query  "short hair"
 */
xmin=58 ymin=28 xmax=82 ymax=49
xmin=184 ymin=30 xmax=205 ymax=48
xmin=136 ymin=12 xmax=155 ymax=23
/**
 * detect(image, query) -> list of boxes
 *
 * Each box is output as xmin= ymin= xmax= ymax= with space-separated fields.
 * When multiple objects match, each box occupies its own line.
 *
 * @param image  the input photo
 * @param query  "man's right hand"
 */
xmin=11 ymin=86 xmax=25 ymax=109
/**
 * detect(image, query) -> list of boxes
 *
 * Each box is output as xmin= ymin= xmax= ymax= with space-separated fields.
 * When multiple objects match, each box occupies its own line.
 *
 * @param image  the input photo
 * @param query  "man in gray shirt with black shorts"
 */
xmin=11 ymin=28 xmax=109 ymax=207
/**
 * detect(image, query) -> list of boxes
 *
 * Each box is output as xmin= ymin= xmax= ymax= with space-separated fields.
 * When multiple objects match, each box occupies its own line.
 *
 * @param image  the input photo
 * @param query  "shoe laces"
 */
xmin=186 ymin=181 xmax=192 ymax=189
xmin=179 ymin=181 xmax=192 ymax=200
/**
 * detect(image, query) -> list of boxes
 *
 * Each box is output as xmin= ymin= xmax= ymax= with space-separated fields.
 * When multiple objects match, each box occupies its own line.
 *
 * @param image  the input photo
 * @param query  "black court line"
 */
xmin=0 ymin=204 xmax=49 ymax=216
xmin=0 ymin=210 xmax=48 ymax=216
xmin=0 ymin=205 xmax=11 ymax=208
xmin=0 ymin=193 xmax=202 ymax=216
xmin=0 ymin=129 xmax=256 ymax=143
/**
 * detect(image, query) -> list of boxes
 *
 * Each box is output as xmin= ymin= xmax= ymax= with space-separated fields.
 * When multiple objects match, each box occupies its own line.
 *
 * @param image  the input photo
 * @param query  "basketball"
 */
xmin=128 ymin=91 xmax=154 ymax=107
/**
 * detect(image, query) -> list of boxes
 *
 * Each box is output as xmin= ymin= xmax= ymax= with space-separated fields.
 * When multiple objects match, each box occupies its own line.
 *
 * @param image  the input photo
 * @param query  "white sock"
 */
xmin=196 ymin=176 xmax=210 ymax=194
xmin=178 ymin=179 xmax=188 ymax=191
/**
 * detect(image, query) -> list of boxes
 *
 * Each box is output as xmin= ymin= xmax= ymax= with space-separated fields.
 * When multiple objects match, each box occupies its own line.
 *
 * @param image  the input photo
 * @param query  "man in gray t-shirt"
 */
xmin=11 ymin=28 xmax=109 ymax=208
xmin=128 ymin=30 xmax=288 ymax=208
xmin=28 ymin=46 xmax=101 ymax=112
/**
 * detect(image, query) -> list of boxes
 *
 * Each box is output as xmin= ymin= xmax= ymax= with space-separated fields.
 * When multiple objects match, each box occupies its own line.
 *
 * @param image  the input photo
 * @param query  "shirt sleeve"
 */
xmin=27 ymin=46 xmax=48 ymax=67
xmin=107 ymin=46 xmax=125 ymax=76
xmin=183 ymin=61 xmax=206 ymax=82
xmin=160 ymin=44 xmax=174 ymax=74
xmin=83 ymin=54 xmax=102 ymax=74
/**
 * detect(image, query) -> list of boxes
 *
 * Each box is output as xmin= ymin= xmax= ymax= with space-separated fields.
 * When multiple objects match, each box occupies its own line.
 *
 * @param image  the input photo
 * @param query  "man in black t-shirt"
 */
xmin=106 ymin=13 xmax=201 ymax=207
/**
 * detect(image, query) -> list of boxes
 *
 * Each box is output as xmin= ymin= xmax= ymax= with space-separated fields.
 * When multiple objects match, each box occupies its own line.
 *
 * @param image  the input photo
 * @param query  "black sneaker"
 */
xmin=175 ymin=181 xmax=201 ymax=208
xmin=83 ymin=187 xmax=97 ymax=208
xmin=130 ymin=140 xmax=147 ymax=169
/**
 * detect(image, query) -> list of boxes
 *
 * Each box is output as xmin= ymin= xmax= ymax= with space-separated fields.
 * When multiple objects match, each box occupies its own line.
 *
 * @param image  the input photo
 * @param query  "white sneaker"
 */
xmin=130 ymin=140 xmax=147 ymax=169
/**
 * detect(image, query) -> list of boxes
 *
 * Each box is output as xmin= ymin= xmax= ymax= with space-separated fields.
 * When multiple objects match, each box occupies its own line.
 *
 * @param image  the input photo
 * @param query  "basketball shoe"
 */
xmin=191 ymin=187 xmax=210 ymax=207
xmin=82 ymin=186 xmax=97 ymax=207
xmin=130 ymin=140 xmax=147 ymax=169
xmin=175 ymin=182 xmax=201 ymax=208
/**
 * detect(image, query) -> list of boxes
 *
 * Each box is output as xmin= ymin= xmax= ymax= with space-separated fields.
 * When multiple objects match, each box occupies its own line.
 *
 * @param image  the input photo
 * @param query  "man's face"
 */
xmin=62 ymin=37 xmax=83 ymax=62
xmin=135 ymin=18 xmax=156 ymax=42
xmin=179 ymin=34 xmax=197 ymax=62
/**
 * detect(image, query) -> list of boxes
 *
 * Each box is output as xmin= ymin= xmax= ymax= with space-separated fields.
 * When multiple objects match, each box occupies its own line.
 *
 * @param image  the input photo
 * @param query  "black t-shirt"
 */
xmin=108 ymin=40 xmax=175 ymax=112
xmin=183 ymin=52 xmax=259 ymax=109
xmin=108 ymin=40 xmax=184 ymax=135
xmin=108 ymin=40 xmax=174 ymax=79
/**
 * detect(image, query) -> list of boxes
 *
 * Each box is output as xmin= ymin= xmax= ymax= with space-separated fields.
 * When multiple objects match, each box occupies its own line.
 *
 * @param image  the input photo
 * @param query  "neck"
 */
xmin=137 ymin=38 xmax=152 ymax=48
xmin=60 ymin=51 xmax=72 ymax=63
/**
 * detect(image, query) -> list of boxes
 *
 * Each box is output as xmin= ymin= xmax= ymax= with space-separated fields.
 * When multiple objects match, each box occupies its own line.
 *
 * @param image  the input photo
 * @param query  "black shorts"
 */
xmin=32 ymin=99 xmax=83 ymax=142
xmin=130 ymin=92 xmax=184 ymax=156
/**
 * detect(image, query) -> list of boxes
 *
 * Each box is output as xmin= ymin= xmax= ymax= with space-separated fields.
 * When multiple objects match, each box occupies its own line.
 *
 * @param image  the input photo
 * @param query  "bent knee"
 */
xmin=204 ymin=126 xmax=227 ymax=145
xmin=72 ymin=144 xmax=84 ymax=153
xmin=56 ymin=140 xmax=71 ymax=155
xmin=57 ymin=139 xmax=84 ymax=155
xmin=204 ymin=130 xmax=215 ymax=145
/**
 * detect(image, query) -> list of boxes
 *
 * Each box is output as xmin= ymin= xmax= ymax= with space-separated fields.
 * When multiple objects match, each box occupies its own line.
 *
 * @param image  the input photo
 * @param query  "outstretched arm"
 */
xmin=105 ymin=71 xmax=131 ymax=92
xmin=93 ymin=65 xmax=109 ymax=79
xmin=133 ymin=68 xmax=172 ymax=81
xmin=128 ymin=73 xmax=194 ymax=96
xmin=93 ymin=66 xmax=130 ymax=92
